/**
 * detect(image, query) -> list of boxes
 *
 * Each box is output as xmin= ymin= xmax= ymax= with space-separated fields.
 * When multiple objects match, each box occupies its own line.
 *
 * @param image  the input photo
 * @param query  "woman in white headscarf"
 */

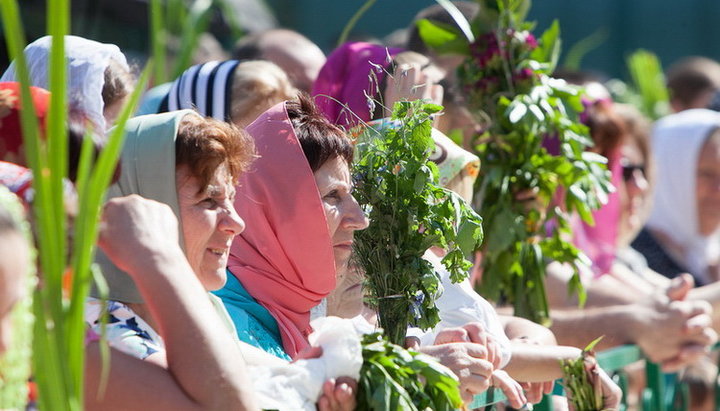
xmin=632 ymin=108 xmax=720 ymax=286
xmin=1 ymin=35 xmax=134 ymax=132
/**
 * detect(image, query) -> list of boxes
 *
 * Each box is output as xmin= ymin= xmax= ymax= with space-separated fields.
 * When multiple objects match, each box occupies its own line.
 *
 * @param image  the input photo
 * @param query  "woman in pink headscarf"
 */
xmin=215 ymin=94 xmax=368 ymax=362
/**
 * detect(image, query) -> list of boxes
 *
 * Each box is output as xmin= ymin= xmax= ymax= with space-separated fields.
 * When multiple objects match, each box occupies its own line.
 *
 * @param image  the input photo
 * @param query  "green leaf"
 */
xmin=507 ymin=102 xmax=528 ymax=124
xmin=531 ymin=20 xmax=561 ymax=71
xmin=416 ymin=19 xmax=470 ymax=56
xmin=431 ymin=0 xmax=475 ymax=43
xmin=170 ymin=0 xmax=214 ymax=78
xmin=456 ymin=219 xmax=483 ymax=257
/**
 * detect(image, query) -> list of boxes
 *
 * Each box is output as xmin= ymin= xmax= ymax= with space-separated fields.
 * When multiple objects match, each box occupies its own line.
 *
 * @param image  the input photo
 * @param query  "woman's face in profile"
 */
xmin=176 ymin=164 xmax=246 ymax=291
xmin=313 ymin=156 xmax=368 ymax=272
xmin=696 ymin=134 xmax=720 ymax=236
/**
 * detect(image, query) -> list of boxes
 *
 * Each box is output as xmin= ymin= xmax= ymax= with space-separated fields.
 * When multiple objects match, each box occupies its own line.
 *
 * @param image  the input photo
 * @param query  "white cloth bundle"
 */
xmin=249 ymin=316 xmax=364 ymax=411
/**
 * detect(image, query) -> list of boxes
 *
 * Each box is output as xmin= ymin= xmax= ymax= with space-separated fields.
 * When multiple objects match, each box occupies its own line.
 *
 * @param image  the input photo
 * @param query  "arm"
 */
xmin=86 ymin=196 xmax=258 ymax=411
xmin=550 ymin=300 xmax=717 ymax=371
xmin=504 ymin=344 xmax=580 ymax=382
xmin=546 ymin=261 xmax=652 ymax=308
xmin=500 ymin=315 xmax=557 ymax=345
xmin=504 ymin=343 xmax=622 ymax=410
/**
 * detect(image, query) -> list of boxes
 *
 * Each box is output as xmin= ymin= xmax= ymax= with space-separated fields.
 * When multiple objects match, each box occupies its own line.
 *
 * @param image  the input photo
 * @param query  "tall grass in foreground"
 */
xmin=0 ymin=0 xmax=150 ymax=408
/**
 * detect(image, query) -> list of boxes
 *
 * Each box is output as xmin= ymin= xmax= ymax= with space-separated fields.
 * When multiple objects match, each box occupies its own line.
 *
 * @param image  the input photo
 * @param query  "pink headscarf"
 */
xmin=312 ymin=42 xmax=402 ymax=128
xmin=227 ymin=102 xmax=336 ymax=358
xmin=543 ymin=97 xmax=623 ymax=277
xmin=574 ymin=148 xmax=622 ymax=276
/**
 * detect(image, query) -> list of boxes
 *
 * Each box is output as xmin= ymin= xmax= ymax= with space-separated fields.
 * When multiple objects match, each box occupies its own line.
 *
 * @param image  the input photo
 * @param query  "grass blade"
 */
xmin=433 ymin=0 xmax=475 ymax=43
xmin=150 ymin=0 xmax=167 ymax=84
xmin=337 ymin=0 xmax=378 ymax=47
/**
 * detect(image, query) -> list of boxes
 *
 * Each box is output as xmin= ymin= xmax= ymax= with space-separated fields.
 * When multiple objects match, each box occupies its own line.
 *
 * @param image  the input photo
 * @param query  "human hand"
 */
xmin=632 ymin=299 xmax=717 ymax=371
xmin=98 ymin=195 xmax=184 ymax=275
xmin=665 ymin=273 xmax=694 ymax=301
xmin=418 ymin=342 xmax=494 ymax=403
xmin=383 ymin=63 xmax=444 ymax=117
xmin=434 ymin=322 xmax=503 ymax=368
xmin=491 ymin=370 xmax=527 ymax=409
xmin=317 ymin=377 xmax=356 ymax=411
xmin=567 ymin=359 xmax=621 ymax=411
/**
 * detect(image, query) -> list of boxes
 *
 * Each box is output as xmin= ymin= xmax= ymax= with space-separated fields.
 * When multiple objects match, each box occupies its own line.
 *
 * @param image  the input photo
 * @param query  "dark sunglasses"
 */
xmin=622 ymin=163 xmax=646 ymax=182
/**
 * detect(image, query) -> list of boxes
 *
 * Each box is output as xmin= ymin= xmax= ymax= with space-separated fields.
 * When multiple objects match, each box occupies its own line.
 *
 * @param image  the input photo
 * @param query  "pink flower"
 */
xmin=525 ymin=33 xmax=538 ymax=49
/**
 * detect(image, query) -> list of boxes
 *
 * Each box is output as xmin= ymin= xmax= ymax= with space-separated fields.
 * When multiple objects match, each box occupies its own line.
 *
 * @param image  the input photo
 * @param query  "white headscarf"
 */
xmin=647 ymin=109 xmax=720 ymax=281
xmin=0 ymin=35 xmax=129 ymax=132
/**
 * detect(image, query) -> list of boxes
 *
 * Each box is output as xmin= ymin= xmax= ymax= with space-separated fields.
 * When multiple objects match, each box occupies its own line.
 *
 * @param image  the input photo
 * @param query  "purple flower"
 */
xmin=525 ymin=33 xmax=538 ymax=49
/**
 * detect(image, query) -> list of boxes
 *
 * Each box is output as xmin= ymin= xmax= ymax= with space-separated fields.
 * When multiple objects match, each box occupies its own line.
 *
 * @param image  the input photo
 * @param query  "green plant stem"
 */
xmin=150 ymin=0 xmax=167 ymax=84
xmin=337 ymin=0 xmax=377 ymax=47
xmin=377 ymin=297 xmax=409 ymax=347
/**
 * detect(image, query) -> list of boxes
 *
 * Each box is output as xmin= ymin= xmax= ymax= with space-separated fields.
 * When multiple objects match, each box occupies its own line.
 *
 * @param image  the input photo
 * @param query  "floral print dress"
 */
xmin=85 ymin=298 xmax=163 ymax=360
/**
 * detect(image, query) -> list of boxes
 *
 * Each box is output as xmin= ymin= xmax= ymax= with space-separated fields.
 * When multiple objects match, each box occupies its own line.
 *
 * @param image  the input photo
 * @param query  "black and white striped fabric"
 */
xmin=161 ymin=60 xmax=241 ymax=121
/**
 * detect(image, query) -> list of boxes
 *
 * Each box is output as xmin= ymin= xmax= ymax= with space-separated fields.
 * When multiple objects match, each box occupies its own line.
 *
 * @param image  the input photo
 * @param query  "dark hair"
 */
xmin=286 ymin=94 xmax=354 ymax=172
xmin=666 ymin=57 xmax=720 ymax=109
xmin=233 ymin=33 xmax=264 ymax=61
xmin=584 ymin=100 xmax=626 ymax=158
xmin=175 ymin=114 xmax=256 ymax=193
xmin=101 ymin=58 xmax=135 ymax=110
xmin=406 ymin=1 xmax=479 ymax=55
xmin=66 ymin=118 xmax=122 ymax=184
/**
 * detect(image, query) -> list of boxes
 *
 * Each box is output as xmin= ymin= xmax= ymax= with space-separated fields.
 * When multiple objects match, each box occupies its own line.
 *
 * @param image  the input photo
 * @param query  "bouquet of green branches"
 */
xmin=356 ymin=332 xmax=463 ymax=411
xmin=419 ymin=0 xmax=612 ymax=324
xmin=561 ymin=337 xmax=609 ymax=411
xmin=352 ymin=99 xmax=483 ymax=346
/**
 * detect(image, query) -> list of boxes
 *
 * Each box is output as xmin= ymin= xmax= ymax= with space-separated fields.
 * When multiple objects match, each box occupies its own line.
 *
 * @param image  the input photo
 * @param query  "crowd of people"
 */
xmin=2 ymin=1 xmax=720 ymax=410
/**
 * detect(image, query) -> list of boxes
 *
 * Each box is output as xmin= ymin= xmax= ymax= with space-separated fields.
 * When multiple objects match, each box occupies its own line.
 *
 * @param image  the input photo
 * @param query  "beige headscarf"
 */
xmin=93 ymin=110 xmax=198 ymax=303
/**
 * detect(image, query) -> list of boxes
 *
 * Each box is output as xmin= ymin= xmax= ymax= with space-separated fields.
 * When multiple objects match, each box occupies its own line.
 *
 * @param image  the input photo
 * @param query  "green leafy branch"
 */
xmin=419 ymin=0 xmax=611 ymax=324
xmin=352 ymin=100 xmax=483 ymax=345
xmin=561 ymin=337 xmax=609 ymax=411
xmin=357 ymin=332 xmax=463 ymax=411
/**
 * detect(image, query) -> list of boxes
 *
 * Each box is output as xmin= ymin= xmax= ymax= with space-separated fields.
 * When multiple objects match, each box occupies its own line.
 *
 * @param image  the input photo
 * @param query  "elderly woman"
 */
xmin=83 ymin=111 xmax=259 ymax=410
xmin=215 ymin=95 xmax=368 ymax=361
xmin=312 ymin=43 xmax=625 ymax=408
xmin=1 ymin=35 xmax=134 ymax=131
xmin=631 ymin=109 xmax=720 ymax=286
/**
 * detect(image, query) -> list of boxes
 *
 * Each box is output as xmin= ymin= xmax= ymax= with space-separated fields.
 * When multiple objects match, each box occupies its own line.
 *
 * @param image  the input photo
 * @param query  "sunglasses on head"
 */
xmin=622 ymin=163 xmax=646 ymax=182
